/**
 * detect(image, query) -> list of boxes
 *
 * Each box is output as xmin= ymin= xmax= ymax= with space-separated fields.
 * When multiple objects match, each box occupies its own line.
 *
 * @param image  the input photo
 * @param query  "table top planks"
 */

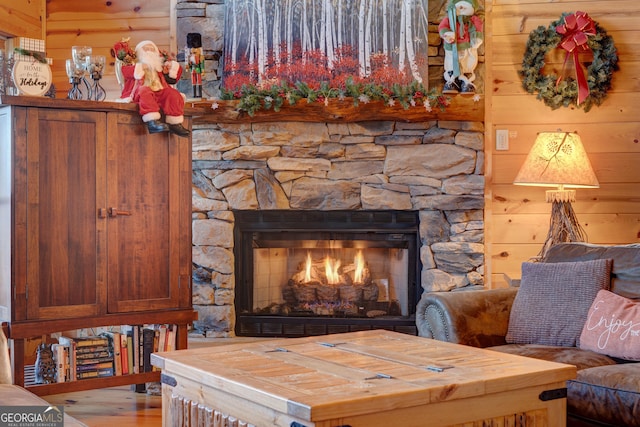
xmin=152 ymin=330 xmax=576 ymax=423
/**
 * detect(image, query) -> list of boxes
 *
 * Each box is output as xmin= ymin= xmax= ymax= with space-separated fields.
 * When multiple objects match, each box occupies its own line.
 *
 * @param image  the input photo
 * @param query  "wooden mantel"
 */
xmin=0 ymin=94 xmax=483 ymax=124
xmin=189 ymin=95 xmax=484 ymax=124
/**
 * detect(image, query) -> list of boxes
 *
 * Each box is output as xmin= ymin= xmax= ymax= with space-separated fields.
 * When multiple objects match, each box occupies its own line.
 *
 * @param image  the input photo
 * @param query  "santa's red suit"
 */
xmin=128 ymin=40 xmax=189 ymax=136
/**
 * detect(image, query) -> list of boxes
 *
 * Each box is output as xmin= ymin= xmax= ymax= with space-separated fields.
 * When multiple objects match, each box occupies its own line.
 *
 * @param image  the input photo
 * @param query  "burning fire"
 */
xmin=304 ymin=252 xmax=312 ymax=283
xmin=325 ymin=257 xmax=341 ymax=284
xmin=302 ymin=250 xmax=366 ymax=285
xmin=354 ymin=251 xmax=364 ymax=284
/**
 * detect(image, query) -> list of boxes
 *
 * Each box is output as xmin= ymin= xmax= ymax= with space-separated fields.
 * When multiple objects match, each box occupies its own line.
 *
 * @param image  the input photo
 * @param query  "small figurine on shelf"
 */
xmin=35 ymin=342 xmax=56 ymax=384
xmin=131 ymin=40 xmax=190 ymax=137
xmin=438 ymin=0 xmax=484 ymax=94
xmin=185 ymin=33 xmax=205 ymax=100
xmin=113 ymin=37 xmax=137 ymax=101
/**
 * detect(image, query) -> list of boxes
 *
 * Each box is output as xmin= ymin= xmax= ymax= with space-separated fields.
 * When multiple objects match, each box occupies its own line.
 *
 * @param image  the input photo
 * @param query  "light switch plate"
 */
xmin=496 ymin=129 xmax=509 ymax=150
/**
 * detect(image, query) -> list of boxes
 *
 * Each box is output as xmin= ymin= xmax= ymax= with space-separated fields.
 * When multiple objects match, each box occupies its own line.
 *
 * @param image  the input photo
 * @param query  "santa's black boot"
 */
xmin=146 ymin=120 xmax=169 ymax=134
xmin=168 ymin=123 xmax=190 ymax=137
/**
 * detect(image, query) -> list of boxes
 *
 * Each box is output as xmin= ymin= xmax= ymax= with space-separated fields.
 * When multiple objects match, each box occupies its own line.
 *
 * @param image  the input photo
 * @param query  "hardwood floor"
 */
xmin=46 ymin=385 xmax=162 ymax=427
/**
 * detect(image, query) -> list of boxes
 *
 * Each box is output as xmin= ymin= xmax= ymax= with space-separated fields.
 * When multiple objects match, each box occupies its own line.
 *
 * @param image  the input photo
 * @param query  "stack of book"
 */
xmin=57 ymin=335 xmax=114 ymax=381
xmin=48 ymin=324 xmax=178 ymax=382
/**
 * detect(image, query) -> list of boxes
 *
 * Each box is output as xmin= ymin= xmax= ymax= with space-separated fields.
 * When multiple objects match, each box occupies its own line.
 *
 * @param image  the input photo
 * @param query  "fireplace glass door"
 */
xmin=254 ymin=238 xmax=409 ymax=317
xmin=234 ymin=211 xmax=420 ymax=337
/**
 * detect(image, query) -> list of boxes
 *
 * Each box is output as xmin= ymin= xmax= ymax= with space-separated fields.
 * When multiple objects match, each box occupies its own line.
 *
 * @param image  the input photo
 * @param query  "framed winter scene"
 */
xmin=222 ymin=0 xmax=431 ymax=110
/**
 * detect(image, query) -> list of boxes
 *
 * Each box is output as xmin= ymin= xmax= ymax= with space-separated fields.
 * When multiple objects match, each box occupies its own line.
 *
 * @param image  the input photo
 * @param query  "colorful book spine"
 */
xmin=100 ymin=331 xmax=122 ymax=376
xmin=120 ymin=333 xmax=129 ymax=375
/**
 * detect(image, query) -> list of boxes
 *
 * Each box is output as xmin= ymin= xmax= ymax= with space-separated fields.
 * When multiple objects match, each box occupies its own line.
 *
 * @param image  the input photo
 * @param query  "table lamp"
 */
xmin=514 ymin=131 xmax=599 ymax=260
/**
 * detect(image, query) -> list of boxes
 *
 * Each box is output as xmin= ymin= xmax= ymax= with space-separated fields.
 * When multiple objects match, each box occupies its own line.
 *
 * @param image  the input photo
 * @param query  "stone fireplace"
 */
xmin=190 ymin=119 xmax=485 ymax=337
xmin=177 ymin=0 xmax=486 ymax=337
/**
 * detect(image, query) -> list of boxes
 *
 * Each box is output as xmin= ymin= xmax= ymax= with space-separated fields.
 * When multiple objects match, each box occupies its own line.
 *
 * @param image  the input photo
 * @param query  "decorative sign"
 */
xmin=12 ymin=59 xmax=52 ymax=96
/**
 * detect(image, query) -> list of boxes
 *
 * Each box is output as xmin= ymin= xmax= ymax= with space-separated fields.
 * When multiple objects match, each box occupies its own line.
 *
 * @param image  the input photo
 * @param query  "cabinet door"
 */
xmin=23 ymin=108 xmax=108 ymax=320
xmin=106 ymin=113 xmax=191 ymax=313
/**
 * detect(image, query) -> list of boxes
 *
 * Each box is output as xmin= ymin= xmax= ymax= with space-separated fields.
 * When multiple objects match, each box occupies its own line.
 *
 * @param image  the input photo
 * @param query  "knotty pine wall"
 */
xmin=485 ymin=0 xmax=640 ymax=286
xmin=0 ymin=0 xmax=43 ymax=41
xmin=2 ymin=0 xmax=639 ymax=289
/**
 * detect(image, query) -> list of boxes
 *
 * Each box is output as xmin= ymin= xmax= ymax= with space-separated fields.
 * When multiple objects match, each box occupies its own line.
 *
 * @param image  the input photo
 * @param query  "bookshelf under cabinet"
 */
xmin=0 ymin=96 xmax=198 ymax=396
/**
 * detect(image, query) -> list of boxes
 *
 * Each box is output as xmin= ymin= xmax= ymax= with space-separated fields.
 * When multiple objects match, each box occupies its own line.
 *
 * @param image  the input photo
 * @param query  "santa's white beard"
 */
xmin=138 ymin=49 xmax=163 ymax=73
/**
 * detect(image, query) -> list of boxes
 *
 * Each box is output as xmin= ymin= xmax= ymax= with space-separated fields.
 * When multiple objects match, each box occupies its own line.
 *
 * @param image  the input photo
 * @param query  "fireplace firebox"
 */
xmin=233 ymin=210 xmax=421 ymax=337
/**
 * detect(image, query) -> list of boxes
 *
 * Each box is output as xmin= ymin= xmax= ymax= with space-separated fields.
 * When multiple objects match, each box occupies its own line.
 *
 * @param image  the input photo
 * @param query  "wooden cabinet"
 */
xmin=0 ymin=96 xmax=196 ymax=395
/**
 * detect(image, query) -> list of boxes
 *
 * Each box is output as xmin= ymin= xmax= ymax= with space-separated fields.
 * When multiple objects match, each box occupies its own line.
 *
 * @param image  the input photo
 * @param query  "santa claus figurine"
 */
xmin=439 ymin=0 xmax=484 ymax=94
xmin=132 ymin=40 xmax=190 ymax=137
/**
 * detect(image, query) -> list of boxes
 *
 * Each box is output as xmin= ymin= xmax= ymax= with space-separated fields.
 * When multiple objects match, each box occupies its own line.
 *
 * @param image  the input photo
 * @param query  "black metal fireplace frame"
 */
xmin=233 ymin=210 xmax=421 ymax=337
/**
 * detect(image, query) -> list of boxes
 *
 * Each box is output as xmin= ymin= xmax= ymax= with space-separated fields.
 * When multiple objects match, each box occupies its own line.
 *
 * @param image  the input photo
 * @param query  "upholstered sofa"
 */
xmin=416 ymin=242 xmax=640 ymax=427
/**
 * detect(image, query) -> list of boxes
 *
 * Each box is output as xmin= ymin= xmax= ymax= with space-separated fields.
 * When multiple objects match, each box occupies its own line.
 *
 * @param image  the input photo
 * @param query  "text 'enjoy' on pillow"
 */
xmin=580 ymin=289 xmax=640 ymax=361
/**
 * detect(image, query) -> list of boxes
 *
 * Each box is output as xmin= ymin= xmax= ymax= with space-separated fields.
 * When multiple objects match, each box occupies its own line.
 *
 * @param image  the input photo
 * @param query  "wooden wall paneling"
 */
xmin=486 ymin=0 xmax=640 ymax=284
xmin=489 ymin=123 xmax=640 ymax=155
xmin=482 ymin=0 xmax=496 ymax=284
xmin=0 ymin=0 xmax=44 ymax=39
xmin=493 ymin=153 xmax=640 ymax=184
xmin=493 ymin=184 xmax=640 ymax=215
xmin=491 ymin=93 xmax=640 ymax=125
xmin=491 ymin=213 xmax=640 ymax=244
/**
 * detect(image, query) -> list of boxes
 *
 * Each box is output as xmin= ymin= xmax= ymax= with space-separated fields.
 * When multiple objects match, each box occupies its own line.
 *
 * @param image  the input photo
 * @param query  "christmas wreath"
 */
xmin=520 ymin=11 xmax=619 ymax=112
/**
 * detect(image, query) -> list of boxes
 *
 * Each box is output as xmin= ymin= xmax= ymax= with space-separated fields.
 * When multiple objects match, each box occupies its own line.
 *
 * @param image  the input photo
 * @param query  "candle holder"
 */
xmin=66 ymin=59 xmax=85 ymax=100
xmin=71 ymin=45 xmax=92 ymax=98
xmin=87 ymin=55 xmax=106 ymax=101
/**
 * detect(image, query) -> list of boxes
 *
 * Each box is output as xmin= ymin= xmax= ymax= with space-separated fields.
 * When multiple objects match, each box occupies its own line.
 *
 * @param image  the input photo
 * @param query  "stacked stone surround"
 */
xmin=191 ymin=119 xmax=485 ymax=336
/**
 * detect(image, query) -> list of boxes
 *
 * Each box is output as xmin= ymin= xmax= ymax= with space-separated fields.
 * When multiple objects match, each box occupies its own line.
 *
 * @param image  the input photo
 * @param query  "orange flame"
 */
xmin=304 ymin=252 xmax=312 ymax=283
xmin=325 ymin=256 xmax=341 ymax=285
xmin=354 ymin=250 xmax=364 ymax=283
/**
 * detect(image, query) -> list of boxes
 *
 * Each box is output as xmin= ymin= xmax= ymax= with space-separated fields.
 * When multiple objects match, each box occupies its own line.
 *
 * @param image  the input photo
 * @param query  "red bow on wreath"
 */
xmin=555 ymin=11 xmax=596 ymax=105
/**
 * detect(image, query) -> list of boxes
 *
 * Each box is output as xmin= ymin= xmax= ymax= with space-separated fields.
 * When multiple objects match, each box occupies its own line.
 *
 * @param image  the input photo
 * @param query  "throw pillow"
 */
xmin=579 ymin=290 xmax=640 ymax=361
xmin=506 ymin=258 xmax=612 ymax=347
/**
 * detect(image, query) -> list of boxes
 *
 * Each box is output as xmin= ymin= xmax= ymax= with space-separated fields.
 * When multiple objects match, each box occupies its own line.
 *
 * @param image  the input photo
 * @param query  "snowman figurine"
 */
xmin=438 ymin=0 xmax=484 ymax=94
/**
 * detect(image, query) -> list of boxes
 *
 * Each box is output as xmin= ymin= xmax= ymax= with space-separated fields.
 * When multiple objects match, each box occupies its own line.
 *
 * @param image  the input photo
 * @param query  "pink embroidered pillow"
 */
xmin=579 ymin=290 xmax=640 ymax=361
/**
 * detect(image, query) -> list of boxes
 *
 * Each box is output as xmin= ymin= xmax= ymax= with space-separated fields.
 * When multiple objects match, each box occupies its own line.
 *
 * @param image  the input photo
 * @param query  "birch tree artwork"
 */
xmin=223 ymin=0 xmax=430 ymax=95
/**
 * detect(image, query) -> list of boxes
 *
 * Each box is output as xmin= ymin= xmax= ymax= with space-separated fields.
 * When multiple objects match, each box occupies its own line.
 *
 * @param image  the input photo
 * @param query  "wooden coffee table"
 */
xmin=151 ymin=330 xmax=576 ymax=427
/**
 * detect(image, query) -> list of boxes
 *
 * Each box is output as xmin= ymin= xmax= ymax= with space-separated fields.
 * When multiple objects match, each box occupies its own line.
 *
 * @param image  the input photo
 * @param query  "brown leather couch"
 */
xmin=416 ymin=243 xmax=640 ymax=427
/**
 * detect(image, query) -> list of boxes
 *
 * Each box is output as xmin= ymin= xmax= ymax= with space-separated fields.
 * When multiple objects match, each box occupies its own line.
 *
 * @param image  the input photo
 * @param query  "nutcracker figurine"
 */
xmin=185 ymin=33 xmax=205 ymax=99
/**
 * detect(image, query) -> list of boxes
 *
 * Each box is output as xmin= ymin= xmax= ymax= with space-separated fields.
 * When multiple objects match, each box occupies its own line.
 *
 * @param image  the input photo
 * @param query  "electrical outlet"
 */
xmin=496 ymin=129 xmax=509 ymax=151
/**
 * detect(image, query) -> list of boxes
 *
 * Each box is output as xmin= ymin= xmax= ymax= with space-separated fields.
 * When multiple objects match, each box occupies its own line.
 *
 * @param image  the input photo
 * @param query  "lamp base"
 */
xmin=538 ymin=199 xmax=587 ymax=260
xmin=545 ymin=189 xmax=576 ymax=203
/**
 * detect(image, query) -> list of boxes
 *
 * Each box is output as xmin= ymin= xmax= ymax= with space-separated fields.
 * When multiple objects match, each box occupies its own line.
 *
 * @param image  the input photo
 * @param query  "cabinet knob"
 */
xmin=108 ymin=207 xmax=132 ymax=217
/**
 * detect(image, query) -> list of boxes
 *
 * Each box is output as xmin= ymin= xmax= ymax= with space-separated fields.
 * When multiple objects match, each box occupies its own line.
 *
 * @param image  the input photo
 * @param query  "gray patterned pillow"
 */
xmin=506 ymin=259 xmax=612 ymax=347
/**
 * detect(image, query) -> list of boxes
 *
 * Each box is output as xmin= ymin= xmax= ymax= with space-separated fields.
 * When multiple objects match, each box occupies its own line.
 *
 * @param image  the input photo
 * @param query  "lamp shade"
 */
xmin=514 ymin=132 xmax=599 ymax=188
